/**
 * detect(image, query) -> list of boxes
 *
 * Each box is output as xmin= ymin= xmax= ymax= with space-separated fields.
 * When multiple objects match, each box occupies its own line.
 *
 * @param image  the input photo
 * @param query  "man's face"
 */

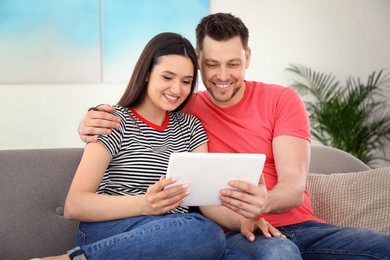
xmin=197 ymin=36 xmax=250 ymax=108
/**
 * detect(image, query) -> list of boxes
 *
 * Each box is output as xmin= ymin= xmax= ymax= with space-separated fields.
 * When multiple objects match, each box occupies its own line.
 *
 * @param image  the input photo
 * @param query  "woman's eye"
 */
xmin=182 ymin=80 xmax=192 ymax=85
xmin=163 ymin=76 xmax=172 ymax=80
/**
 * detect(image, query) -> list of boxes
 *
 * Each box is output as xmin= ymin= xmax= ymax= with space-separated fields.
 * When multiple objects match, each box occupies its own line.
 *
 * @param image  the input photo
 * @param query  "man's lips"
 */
xmin=215 ymin=83 xmax=232 ymax=89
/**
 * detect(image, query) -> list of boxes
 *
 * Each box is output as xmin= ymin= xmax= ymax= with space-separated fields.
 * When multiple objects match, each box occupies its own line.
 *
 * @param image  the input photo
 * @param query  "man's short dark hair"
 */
xmin=195 ymin=13 xmax=249 ymax=51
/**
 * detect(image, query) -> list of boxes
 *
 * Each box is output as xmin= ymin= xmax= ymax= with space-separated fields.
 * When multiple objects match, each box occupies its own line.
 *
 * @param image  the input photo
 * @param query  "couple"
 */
xmin=43 ymin=13 xmax=389 ymax=260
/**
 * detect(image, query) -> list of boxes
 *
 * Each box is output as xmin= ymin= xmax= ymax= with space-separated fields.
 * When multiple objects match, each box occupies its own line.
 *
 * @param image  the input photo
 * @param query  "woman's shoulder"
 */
xmin=169 ymin=111 xmax=202 ymax=124
xmin=112 ymin=105 xmax=130 ymax=120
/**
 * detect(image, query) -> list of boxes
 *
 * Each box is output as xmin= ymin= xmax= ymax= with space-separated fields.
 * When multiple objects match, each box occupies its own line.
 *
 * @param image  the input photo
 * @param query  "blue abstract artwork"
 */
xmin=103 ymin=0 xmax=209 ymax=82
xmin=0 ymin=0 xmax=209 ymax=83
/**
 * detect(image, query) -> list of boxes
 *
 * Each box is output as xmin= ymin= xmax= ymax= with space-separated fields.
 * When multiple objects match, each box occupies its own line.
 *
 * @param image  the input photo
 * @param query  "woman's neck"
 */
xmin=131 ymin=105 xmax=167 ymax=126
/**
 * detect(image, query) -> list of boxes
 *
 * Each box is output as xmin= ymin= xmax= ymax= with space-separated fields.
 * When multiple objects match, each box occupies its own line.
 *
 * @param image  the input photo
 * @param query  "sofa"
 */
xmin=1 ymin=145 xmax=389 ymax=259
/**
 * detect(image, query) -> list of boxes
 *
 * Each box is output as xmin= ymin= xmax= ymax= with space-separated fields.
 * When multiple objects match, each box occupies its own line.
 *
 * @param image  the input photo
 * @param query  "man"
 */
xmin=79 ymin=13 xmax=390 ymax=259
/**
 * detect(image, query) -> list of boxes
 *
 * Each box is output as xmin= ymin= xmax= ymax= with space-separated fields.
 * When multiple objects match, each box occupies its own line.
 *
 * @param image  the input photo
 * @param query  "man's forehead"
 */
xmin=199 ymin=48 xmax=246 ymax=63
xmin=200 ymin=36 xmax=245 ymax=58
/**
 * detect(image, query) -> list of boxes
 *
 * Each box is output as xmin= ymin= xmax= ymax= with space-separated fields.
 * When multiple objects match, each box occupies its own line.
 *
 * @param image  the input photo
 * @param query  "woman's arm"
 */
xmin=64 ymin=142 xmax=189 ymax=222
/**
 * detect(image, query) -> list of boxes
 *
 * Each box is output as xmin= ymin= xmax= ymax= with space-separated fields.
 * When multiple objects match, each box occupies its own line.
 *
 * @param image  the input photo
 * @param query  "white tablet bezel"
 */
xmin=165 ymin=153 xmax=266 ymax=206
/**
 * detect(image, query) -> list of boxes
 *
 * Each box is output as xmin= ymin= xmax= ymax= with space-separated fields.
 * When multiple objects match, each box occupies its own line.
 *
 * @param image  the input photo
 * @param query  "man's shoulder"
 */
xmin=247 ymin=80 xmax=287 ymax=91
xmin=246 ymin=80 xmax=297 ymax=97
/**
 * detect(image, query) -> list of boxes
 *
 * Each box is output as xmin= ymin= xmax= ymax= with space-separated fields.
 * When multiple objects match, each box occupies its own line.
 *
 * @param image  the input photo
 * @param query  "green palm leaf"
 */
xmin=287 ymin=64 xmax=390 ymax=167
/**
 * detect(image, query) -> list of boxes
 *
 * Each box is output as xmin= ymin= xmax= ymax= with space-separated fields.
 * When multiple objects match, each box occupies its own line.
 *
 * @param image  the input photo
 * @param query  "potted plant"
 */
xmin=286 ymin=64 xmax=390 ymax=167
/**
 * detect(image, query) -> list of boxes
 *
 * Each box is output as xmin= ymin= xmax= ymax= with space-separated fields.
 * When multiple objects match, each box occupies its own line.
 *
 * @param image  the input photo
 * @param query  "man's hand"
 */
xmin=240 ymin=217 xmax=285 ymax=242
xmin=219 ymin=174 xmax=267 ymax=219
xmin=78 ymin=104 xmax=121 ymax=142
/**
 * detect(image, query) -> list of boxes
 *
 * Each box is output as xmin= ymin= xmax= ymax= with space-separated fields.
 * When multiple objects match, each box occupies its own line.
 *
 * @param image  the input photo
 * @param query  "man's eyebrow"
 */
xmin=203 ymin=58 xmax=216 ymax=63
xmin=204 ymin=58 xmax=242 ymax=63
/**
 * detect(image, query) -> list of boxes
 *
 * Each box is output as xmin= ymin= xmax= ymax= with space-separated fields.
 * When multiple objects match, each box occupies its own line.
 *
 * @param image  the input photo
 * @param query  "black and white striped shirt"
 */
xmin=96 ymin=105 xmax=208 ymax=213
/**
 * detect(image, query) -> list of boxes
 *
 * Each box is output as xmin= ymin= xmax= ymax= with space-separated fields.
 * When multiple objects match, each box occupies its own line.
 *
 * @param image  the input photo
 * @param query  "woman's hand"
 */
xmin=142 ymin=176 xmax=190 ymax=215
xmin=240 ymin=217 xmax=286 ymax=242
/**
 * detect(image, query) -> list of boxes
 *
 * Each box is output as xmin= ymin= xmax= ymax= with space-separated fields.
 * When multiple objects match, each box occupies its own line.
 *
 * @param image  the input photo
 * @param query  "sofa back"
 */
xmin=310 ymin=145 xmax=370 ymax=173
xmin=0 ymin=145 xmax=372 ymax=259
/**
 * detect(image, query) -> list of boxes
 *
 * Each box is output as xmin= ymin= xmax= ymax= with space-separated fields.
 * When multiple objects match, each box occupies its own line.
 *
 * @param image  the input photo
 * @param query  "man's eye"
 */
xmin=206 ymin=64 xmax=216 ymax=67
xmin=229 ymin=63 xmax=239 ymax=67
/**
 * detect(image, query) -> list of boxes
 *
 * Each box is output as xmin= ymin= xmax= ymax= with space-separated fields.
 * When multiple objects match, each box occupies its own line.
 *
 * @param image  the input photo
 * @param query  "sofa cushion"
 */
xmin=307 ymin=167 xmax=390 ymax=234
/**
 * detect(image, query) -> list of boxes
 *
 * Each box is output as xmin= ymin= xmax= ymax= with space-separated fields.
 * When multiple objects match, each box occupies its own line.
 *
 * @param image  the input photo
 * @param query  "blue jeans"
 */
xmin=279 ymin=221 xmax=390 ymax=259
xmin=226 ymin=221 xmax=390 ymax=259
xmin=71 ymin=213 xmax=250 ymax=260
xmin=225 ymin=230 xmax=302 ymax=260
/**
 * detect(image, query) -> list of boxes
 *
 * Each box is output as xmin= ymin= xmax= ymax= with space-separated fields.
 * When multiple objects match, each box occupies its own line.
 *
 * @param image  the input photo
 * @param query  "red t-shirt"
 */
xmin=185 ymin=80 xmax=324 ymax=227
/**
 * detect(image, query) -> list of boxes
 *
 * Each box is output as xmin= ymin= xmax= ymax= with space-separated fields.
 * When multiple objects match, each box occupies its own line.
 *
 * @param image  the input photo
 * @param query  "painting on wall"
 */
xmin=103 ymin=0 xmax=209 ymax=82
xmin=0 ymin=1 xmax=101 ymax=83
xmin=0 ymin=0 xmax=209 ymax=84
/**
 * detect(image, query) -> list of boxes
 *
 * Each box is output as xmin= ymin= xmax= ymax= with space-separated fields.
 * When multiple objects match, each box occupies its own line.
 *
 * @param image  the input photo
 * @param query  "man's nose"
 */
xmin=217 ymin=66 xmax=229 ymax=81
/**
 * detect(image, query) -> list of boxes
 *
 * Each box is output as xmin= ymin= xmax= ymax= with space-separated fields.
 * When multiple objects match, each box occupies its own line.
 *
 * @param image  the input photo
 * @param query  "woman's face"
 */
xmin=145 ymin=54 xmax=194 ymax=112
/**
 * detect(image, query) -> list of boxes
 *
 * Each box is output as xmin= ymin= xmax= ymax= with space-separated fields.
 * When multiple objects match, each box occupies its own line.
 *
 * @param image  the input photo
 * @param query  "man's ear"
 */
xmin=194 ymin=48 xmax=200 ymax=70
xmin=245 ymin=47 xmax=251 ymax=69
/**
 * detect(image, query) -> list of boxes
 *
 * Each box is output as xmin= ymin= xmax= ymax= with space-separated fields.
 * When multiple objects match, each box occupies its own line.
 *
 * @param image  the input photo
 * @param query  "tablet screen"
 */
xmin=165 ymin=153 xmax=266 ymax=206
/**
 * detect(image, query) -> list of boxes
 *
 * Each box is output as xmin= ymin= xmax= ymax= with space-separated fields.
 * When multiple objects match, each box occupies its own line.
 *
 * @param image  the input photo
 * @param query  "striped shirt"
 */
xmin=96 ymin=105 xmax=208 ymax=214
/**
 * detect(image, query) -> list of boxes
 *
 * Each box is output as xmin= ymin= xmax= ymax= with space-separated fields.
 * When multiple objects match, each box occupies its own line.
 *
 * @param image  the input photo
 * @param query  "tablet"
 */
xmin=165 ymin=153 xmax=266 ymax=206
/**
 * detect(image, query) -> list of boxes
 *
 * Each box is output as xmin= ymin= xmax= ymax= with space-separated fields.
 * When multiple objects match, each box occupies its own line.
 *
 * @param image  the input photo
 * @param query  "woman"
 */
xmin=41 ymin=33 xmax=247 ymax=260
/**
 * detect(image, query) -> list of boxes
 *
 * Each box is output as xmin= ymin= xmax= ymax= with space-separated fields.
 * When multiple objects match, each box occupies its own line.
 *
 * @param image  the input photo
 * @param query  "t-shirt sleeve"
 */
xmin=187 ymin=115 xmax=209 ymax=151
xmin=273 ymin=87 xmax=311 ymax=142
xmin=97 ymin=107 xmax=127 ymax=158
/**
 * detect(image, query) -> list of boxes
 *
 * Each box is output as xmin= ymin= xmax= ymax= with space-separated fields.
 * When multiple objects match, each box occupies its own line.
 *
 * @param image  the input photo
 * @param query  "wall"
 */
xmin=1 ymin=0 xmax=389 ymax=166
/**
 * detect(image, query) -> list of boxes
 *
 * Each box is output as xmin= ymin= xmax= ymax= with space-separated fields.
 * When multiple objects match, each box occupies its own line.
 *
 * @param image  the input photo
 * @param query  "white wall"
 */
xmin=1 ymin=0 xmax=389 ymax=166
xmin=0 ymin=83 xmax=124 ymax=149
xmin=212 ymin=0 xmax=390 ymax=85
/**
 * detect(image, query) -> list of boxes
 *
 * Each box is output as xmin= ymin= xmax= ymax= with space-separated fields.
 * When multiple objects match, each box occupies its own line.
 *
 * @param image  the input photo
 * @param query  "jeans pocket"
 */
xmin=75 ymin=225 xmax=87 ymax=246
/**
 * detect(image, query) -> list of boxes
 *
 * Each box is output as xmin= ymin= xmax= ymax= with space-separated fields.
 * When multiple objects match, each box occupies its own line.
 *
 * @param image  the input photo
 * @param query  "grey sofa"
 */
xmin=1 ymin=145 xmax=389 ymax=259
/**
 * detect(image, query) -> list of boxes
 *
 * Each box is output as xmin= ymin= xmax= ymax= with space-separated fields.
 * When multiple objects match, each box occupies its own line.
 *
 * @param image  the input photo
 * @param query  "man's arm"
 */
xmin=218 ymin=135 xmax=310 ymax=218
xmin=201 ymin=136 xmax=309 ymax=241
xmin=265 ymin=135 xmax=310 ymax=213
xmin=78 ymin=104 xmax=121 ymax=142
